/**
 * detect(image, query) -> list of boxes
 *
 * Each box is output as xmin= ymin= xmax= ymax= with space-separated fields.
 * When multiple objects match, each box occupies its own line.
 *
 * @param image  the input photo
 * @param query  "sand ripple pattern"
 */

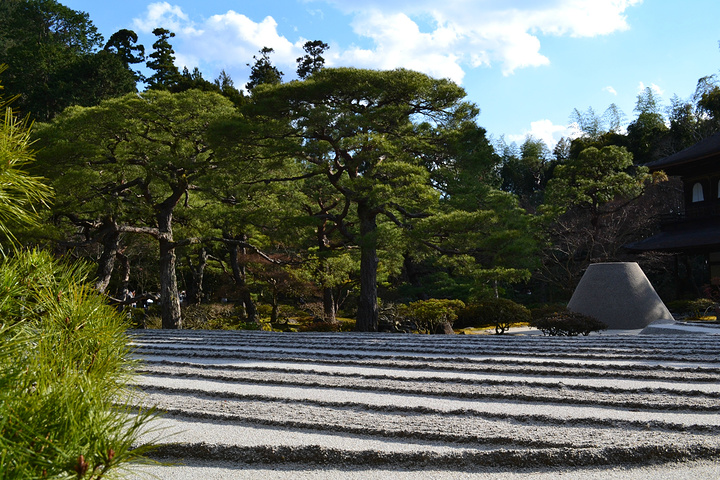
xmin=129 ymin=330 xmax=720 ymax=470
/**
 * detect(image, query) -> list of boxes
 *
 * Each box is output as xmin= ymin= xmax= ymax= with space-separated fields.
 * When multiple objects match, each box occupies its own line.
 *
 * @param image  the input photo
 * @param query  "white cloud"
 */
xmin=638 ymin=81 xmax=664 ymax=96
xmin=522 ymin=0 xmax=640 ymax=37
xmin=200 ymin=12 xmax=297 ymax=64
xmin=133 ymin=2 xmax=199 ymax=35
xmin=314 ymin=0 xmax=642 ymax=76
xmin=339 ymin=11 xmax=466 ymax=82
xmin=132 ymin=0 xmax=642 ymax=90
xmin=133 ymin=4 xmax=301 ymax=89
xmin=603 ymin=86 xmax=618 ymax=96
xmin=508 ymin=119 xmax=574 ymax=149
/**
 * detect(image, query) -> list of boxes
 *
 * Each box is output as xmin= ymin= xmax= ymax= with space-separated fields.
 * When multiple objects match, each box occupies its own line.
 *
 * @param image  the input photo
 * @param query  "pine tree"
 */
xmin=246 ymin=47 xmax=283 ymax=91
xmin=146 ymin=28 xmax=180 ymax=90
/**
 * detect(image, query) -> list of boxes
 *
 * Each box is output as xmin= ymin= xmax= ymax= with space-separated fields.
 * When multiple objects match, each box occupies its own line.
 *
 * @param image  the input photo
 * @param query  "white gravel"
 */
xmin=132 ymin=459 xmax=720 ymax=480
xmin=137 ymin=355 xmax=720 ymax=393
xmin=133 ymin=375 xmax=720 ymax=427
xmin=125 ymin=329 xmax=720 ymax=479
xmin=141 ymin=416 xmax=500 ymax=453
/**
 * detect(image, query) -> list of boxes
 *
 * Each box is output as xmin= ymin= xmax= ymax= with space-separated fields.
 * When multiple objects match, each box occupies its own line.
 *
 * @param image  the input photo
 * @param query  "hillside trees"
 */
xmin=666 ymin=76 xmax=720 ymax=150
xmin=626 ymin=87 xmax=670 ymax=164
xmin=545 ymin=146 xmax=652 ymax=231
xmin=695 ymin=75 xmax=720 ymax=133
xmin=498 ymin=136 xmax=553 ymax=211
xmin=238 ymin=68 xmax=481 ymax=331
xmin=295 ymin=174 xmax=357 ymax=323
xmin=103 ymin=28 xmax=145 ymax=81
xmin=539 ymin=145 xmax=663 ymax=294
xmin=405 ymin=120 xmax=538 ymax=301
xmin=192 ymin=143 xmax=310 ymax=324
xmin=34 ymin=89 xmax=237 ymax=328
xmin=0 ymin=0 xmax=138 ymax=120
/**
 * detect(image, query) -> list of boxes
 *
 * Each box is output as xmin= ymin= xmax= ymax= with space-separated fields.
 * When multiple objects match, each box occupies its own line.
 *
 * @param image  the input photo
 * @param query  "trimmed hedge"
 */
xmin=455 ymin=298 xmax=531 ymax=334
xmin=530 ymin=310 xmax=607 ymax=336
xmin=398 ymin=299 xmax=465 ymax=334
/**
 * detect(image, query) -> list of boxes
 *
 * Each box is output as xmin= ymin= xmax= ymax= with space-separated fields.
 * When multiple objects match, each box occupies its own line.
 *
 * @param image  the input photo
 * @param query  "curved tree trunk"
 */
xmin=323 ymin=286 xmax=336 ymax=323
xmin=227 ymin=237 xmax=257 ymax=323
xmin=158 ymin=201 xmax=182 ymax=329
xmin=317 ymin=220 xmax=337 ymax=323
xmin=356 ymin=201 xmax=378 ymax=332
xmin=94 ymin=218 xmax=120 ymax=293
xmin=186 ymin=247 xmax=208 ymax=305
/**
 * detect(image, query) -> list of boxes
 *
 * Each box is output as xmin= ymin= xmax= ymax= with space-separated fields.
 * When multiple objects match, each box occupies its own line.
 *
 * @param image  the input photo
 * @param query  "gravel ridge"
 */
xmin=128 ymin=330 xmax=720 ymax=478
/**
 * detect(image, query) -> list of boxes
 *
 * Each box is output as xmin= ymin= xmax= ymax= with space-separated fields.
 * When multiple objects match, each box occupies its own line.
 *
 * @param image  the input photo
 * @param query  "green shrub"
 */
xmin=455 ymin=304 xmax=492 ymax=329
xmin=456 ymin=298 xmax=530 ymax=334
xmin=685 ymin=298 xmax=715 ymax=319
xmin=255 ymin=304 xmax=273 ymax=318
xmin=236 ymin=320 xmax=262 ymax=330
xmin=398 ymin=299 xmax=465 ymax=334
xmin=182 ymin=303 xmax=239 ymax=329
xmin=530 ymin=303 xmax=567 ymax=320
xmin=666 ymin=298 xmax=715 ymax=317
xmin=530 ymin=310 xmax=607 ymax=336
xmin=0 ymin=250 xmax=155 ymax=478
xmin=298 ymin=318 xmax=341 ymax=332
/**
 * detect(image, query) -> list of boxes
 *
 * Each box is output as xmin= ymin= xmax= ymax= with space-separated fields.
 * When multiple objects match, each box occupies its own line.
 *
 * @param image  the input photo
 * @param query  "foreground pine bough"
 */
xmin=0 ymin=251 xmax=155 ymax=478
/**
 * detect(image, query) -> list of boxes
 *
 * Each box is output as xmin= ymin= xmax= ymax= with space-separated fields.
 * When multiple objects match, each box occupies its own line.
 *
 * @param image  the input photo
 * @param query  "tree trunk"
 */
xmin=227 ymin=237 xmax=257 ymax=323
xmin=356 ymin=201 xmax=379 ymax=332
xmin=94 ymin=218 xmax=120 ymax=293
xmin=269 ymin=281 xmax=280 ymax=324
xmin=186 ymin=247 xmax=208 ymax=305
xmin=323 ymin=286 xmax=336 ymax=322
xmin=436 ymin=322 xmax=455 ymax=334
xmin=116 ymin=250 xmax=131 ymax=298
xmin=317 ymin=222 xmax=336 ymax=323
xmin=157 ymin=205 xmax=182 ymax=329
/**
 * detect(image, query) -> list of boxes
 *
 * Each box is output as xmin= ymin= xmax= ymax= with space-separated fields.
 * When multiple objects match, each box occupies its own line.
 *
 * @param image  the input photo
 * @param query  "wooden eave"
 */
xmin=644 ymin=131 xmax=720 ymax=176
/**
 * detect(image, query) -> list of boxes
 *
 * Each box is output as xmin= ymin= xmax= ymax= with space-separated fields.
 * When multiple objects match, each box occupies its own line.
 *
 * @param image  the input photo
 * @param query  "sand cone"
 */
xmin=567 ymin=262 xmax=674 ymax=329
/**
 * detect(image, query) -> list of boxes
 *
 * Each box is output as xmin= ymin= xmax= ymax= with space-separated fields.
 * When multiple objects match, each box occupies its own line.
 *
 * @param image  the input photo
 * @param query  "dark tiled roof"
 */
xmin=625 ymin=221 xmax=720 ymax=252
xmin=645 ymin=131 xmax=720 ymax=171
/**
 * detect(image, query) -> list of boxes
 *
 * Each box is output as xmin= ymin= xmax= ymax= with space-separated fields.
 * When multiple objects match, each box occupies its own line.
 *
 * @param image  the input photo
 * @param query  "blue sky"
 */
xmin=61 ymin=0 xmax=720 ymax=149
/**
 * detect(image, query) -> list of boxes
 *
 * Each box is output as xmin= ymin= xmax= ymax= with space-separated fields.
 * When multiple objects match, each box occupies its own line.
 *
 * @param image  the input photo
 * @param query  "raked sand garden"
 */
xmin=128 ymin=327 xmax=720 ymax=479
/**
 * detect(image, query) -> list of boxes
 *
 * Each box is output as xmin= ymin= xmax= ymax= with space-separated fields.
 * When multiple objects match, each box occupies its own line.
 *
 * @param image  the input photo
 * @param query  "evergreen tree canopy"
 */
xmin=34 ymin=89 xmax=237 ymax=328
xmin=544 ymin=145 xmax=652 ymax=229
xmin=104 ymin=28 xmax=145 ymax=81
xmin=240 ymin=68 xmax=479 ymax=330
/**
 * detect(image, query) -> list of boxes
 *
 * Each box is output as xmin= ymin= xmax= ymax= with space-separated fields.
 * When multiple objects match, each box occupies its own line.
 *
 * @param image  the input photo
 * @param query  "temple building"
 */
xmin=627 ymin=131 xmax=720 ymax=282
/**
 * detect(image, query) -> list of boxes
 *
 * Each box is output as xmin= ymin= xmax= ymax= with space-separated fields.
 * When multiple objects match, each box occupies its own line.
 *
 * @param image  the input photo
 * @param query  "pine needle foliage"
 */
xmin=0 ymin=108 xmax=53 ymax=253
xmin=0 ymin=250 xmax=155 ymax=479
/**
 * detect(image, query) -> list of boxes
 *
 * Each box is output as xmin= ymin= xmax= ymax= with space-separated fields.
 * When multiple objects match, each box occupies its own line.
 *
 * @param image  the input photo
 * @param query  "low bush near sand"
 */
xmin=455 ymin=298 xmax=531 ymax=334
xmin=530 ymin=310 xmax=607 ymax=336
